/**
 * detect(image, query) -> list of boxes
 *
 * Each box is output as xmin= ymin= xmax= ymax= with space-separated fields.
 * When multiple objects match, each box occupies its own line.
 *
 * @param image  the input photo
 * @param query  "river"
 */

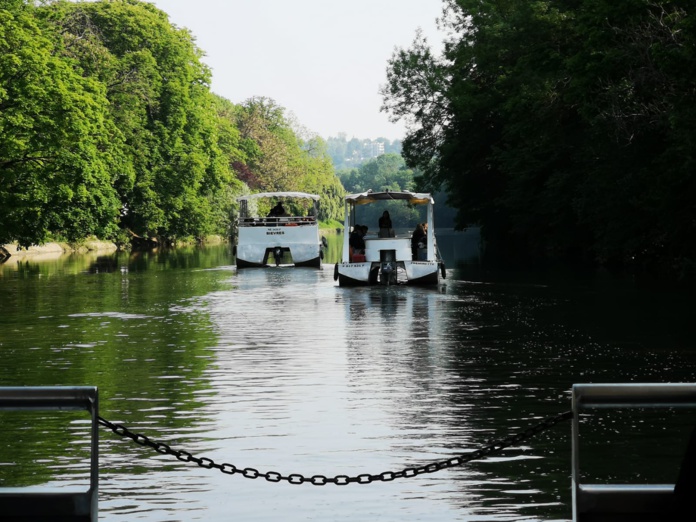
xmin=1 ymin=239 xmax=695 ymax=521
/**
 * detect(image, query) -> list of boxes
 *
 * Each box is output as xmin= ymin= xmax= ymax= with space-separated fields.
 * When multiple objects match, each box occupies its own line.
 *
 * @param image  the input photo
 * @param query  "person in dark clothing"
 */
xmin=349 ymin=225 xmax=366 ymax=252
xmin=268 ymin=202 xmax=285 ymax=217
xmin=378 ymin=211 xmax=393 ymax=238
xmin=411 ymin=223 xmax=425 ymax=260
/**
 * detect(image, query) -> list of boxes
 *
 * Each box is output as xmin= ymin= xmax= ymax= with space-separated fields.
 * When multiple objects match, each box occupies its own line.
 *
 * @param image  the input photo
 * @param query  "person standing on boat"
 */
xmin=411 ymin=223 xmax=425 ymax=260
xmin=378 ymin=211 xmax=394 ymax=238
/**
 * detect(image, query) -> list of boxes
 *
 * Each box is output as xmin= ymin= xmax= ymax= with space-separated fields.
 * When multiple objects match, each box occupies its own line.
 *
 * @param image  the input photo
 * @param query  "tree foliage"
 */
xmin=0 ymin=0 xmax=343 ymax=247
xmin=338 ymin=153 xmax=416 ymax=194
xmin=42 ymin=0 xmax=232 ymax=242
xmin=382 ymin=0 xmax=696 ymax=277
xmin=325 ymin=134 xmax=402 ymax=169
xmin=338 ymin=153 xmax=421 ymax=226
xmin=297 ymin=135 xmax=345 ymax=222
xmin=230 ymin=96 xmax=343 ymax=222
xmin=0 ymin=1 xmax=122 ymax=246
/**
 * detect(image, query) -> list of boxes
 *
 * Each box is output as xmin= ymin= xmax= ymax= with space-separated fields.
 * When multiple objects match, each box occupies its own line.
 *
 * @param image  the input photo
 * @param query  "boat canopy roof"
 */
xmin=344 ymin=189 xmax=434 ymax=206
xmin=237 ymin=191 xmax=320 ymax=202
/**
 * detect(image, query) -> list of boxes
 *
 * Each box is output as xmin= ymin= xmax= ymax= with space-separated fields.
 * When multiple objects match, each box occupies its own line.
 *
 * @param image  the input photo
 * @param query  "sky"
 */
xmin=148 ymin=0 xmax=445 ymax=141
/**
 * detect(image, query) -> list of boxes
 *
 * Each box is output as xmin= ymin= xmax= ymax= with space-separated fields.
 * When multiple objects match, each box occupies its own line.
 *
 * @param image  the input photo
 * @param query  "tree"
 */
xmin=41 ymin=0 xmax=232 ymax=243
xmin=234 ymin=96 xmax=303 ymax=192
xmin=0 ymin=1 xmax=122 ymax=246
xmin=1 ymin=0 xmax=345 ymax=248
xmin=234 ymin=97 xmax=344 ymax=221
xmin=297 ymin=136 xmax=344 ymax=222
xmin=338 ymin=153 xmax=415 ymax=194
xmin=336 ymin=153 xmax=419 ymax=225
xmin=383 ymin=0 xmax=696 ymax=277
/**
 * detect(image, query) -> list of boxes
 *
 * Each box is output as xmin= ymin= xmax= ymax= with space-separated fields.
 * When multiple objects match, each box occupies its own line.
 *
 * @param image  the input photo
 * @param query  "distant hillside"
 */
xmin=326 ymin=134 xmax=402 ymax=169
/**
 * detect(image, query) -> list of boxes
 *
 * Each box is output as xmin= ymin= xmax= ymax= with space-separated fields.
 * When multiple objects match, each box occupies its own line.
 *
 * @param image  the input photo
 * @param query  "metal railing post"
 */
xmin=0 ymin=386 xmax=98 ymax=521
xmin=572 ymin=383 xmax=696 ymax=521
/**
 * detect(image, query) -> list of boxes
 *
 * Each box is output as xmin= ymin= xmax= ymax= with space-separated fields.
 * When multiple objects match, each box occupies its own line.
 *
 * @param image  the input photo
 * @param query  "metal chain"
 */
xmin=98 ymin=410 xmax=572 ymax=486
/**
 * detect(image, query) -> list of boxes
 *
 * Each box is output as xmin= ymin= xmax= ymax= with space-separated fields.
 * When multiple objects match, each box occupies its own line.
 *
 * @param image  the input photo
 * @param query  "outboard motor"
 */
xmin=379 ymin=250 xmax=397 ymax=285
xmin=273 ymin=246 xmax=283 ymax=266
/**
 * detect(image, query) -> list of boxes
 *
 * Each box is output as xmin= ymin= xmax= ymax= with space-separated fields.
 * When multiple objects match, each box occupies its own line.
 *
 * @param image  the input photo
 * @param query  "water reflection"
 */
xmin=1 ymin=245 xmax=695 ymax=522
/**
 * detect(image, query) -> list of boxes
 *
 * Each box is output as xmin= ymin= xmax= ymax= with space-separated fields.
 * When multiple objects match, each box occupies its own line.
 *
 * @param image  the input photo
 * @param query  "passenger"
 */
xmin=411 ymin=223 xmax=425 ymax=260
xmin=268 ymin=202 xmax=285 ymax=217
xmin=349 ymin=225 xmax=366 ymax=253
xmin=378 ymin=211 xmax=394 ymax=238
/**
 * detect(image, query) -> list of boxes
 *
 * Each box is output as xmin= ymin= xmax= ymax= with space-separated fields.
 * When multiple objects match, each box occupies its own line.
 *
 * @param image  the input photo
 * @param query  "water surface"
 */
xmin=1 ymin=244 xmax=695 ymax=521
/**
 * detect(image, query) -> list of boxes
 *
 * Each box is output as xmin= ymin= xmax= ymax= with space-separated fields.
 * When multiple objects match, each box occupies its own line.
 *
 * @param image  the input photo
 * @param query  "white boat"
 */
xmin=334 ymin=190 xmax=446 ymax=286
xmin=234 ymin=192 xmax=325 ymax=268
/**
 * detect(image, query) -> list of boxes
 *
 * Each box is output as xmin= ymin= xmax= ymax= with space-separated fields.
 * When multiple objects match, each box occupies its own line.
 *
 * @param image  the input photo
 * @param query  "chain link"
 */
xmin=98 ymin=410 xmax=572 ymax=486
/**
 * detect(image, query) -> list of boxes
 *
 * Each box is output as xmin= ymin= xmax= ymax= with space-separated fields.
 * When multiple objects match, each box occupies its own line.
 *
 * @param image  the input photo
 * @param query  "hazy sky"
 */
xmin=148 ymin=0 xmax=444 ymax=141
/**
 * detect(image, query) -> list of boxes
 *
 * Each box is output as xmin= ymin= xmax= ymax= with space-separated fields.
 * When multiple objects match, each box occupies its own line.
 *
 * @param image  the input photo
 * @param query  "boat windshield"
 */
xmin=237 ymin=192 xmax=320 ymax=223
xmin=345 ymin=191 xmax=433 ymax=234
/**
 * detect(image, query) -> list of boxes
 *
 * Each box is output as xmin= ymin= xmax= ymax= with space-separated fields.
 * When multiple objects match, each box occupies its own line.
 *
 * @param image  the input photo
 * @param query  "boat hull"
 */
xmin=235 ymin=224 xmax=322 ymax=268
xmin=336 ymin=260 xmax=440 ymax=286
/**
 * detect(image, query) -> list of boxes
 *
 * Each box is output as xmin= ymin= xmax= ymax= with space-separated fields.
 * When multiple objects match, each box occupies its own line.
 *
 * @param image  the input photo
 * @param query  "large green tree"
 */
xmin=337 ymin=153 xmax=419 ymax=225
xmin=338 ymin=153 xmax=415 ymax=194
xmin=297 ymin=136 xmax=344 ymax=222
xmin=232 ymin=96 xmax=343 ymax=221
xmin=1 ymin=0 xmax=343 ymax=248
xmin=234 ymin=96 xmax=305 ymax=192
xmin=0 ymin=1 xmax=122 ymax=246
xmin=383 ymin=0 xmax=696 ymax=276
xmin=43 ymin=0 xmax=232 ymax=242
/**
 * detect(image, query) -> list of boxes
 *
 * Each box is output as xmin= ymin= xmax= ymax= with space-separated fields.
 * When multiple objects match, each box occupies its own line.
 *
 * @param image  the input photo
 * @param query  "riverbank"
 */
xmin=0 ymin=226 xmax=347 ymax=265
xmin=0 ymin=240 xmax=119 ymax=262
xmin=0 ymin=235 xmax=237 ymax=263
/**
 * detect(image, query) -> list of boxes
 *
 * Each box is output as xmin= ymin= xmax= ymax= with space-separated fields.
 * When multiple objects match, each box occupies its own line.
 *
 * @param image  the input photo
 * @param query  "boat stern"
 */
xmin=335 ymin=262 xmax=375 ymax=286
xmin=404 ymin=260 xmax=441 ymax=285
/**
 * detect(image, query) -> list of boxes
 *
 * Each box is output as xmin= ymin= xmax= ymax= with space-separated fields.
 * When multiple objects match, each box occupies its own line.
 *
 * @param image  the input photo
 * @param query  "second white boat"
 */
xmin=334 ymin=190 xmax=446 ymax=286
xmin=234 ymin=192 xmax=325 ymax=268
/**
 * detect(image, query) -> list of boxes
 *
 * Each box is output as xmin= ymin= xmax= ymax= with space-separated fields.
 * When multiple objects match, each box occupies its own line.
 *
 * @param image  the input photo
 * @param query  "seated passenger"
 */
xmin=268 ymin=202 xmax=285 ymax=217
xmin=349 ymin=225 xmax=366 ymax=253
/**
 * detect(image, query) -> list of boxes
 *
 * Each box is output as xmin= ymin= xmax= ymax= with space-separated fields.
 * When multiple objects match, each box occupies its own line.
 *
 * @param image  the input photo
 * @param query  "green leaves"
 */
xmin=382 ymin=0 xmax=696 ymax=276
xmin=0 ymin=0 xmax=234 ymax=245
xmin=229 ymin=96 xmax=343 ymax=222
xmin=0 ymin=3 xmax=120 ymax=246
xmin=0 ymin=1 xmax=343 ymax=247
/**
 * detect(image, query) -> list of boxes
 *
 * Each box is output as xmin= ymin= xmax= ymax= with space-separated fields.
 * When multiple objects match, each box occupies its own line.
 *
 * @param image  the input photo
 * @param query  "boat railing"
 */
xmin=239 ymin=216 xmax=317 ymax=227
xmin=572 ymin=383 xmax=696 ymax=521
xmin=0 ymin=386 xmax=99 ymax=522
